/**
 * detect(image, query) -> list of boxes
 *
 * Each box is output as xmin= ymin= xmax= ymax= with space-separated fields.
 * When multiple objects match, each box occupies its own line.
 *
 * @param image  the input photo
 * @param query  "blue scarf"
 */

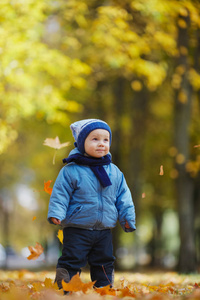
xmin=63 ymin=153 xmax=112 ymax=187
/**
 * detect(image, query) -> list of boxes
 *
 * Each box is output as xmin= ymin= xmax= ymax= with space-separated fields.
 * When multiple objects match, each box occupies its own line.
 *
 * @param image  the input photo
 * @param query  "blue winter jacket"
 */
xmin=47 ymin=148 xmax=136 ymax=232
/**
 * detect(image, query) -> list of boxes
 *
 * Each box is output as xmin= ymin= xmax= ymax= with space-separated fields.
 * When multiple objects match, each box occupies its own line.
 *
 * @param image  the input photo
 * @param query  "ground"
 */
xmin=0 ymin=270 xmax=200 ymax=299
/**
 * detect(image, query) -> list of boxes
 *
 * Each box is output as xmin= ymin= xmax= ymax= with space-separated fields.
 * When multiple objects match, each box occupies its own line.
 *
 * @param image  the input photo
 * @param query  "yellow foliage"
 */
xmin=0 ymin=0 xmax=91 ymax=154
xmin=175 ymin=65 xmax=186 ymax=75
xmin=171 ymin=74 xmax=182 ymax=89
xmin=189 ymin=69 xmax=200 ymax=91
xmin=131 ymin=80 xmax=143 ymax=91
xmin=179 ymin=7 xmax=189 ymax=17
xmin=186 ymin=160 xmax=200 ymax=177
xmin=170 ymin=169 xmax=179 ymax=179
xmin=154 ymin=31 xmax=176 ymax=54
xmin=168 ymin=147 xmax=178 ymax=157
xmin=178 ymin=19 xmax=187 ymax=28
xmin=178 ymin=90 xmax=188 ymax=103
xmin=176 ymin=153 xmax=186 ymax=164
xmin=179 ymin=46 xmax=188 ymax=55
xmin=0 ymin=121 xmax=18 ymax=154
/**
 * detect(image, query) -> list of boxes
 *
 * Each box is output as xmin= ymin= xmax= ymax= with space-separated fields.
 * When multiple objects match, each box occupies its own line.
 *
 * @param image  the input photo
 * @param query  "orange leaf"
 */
xmin=44 ymin=180 xmax=53 ymax=195
xmin=194 ymin=145 xmax=200 ymax=148
xmin=44 ymin=278 xmax=59 ymax=290
xmin=57 ymin=229 xmax=63 ymax=244
xmin=32 ymin=216 xmax=37 ymax=221
xmin=159 ymin=165 xmax=164 ymax=175
xmin=27 ymin=242 xmax=44 ymax=260
xmin=32 ymin=282 xmax=43 ymax=292
xmin=62 ymin=273 xmax=95 ymax=293
xmin=43 ymin=136 xmax=70 ymax=150
xmin=95 ymin=285 xmax=117 ymax=296
xmin=118 ymin=287 xmax=136 ymax=298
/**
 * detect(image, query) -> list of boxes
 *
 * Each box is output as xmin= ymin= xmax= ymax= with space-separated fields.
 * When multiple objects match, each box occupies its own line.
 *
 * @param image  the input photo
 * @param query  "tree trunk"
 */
xmin=129 ymin=84 xmax=149 ymax=213
xmin=174 ymin=11 xmax=196 ymax=273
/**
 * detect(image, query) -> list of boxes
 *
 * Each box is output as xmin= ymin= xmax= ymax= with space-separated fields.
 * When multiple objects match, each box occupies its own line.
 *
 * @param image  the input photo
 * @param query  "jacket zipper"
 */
xmin=93 ymin=181 xmax=103 ymax=229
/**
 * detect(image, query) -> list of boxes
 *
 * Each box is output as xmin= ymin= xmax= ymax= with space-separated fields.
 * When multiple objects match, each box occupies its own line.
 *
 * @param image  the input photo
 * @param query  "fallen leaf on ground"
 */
xmin=27 ymin=242 xmax=44 ymax=260
xmin=62 ymin=273 xmax=95 ymax=293
xmin=44 ymin=277 xmax=58 ymax=289
xmin=118 ymin=286 xmax=137 ymax=297
xmin=95 ymin=285 xmax=117 ymax=296
xmin=1 ymin=271 xmax=200 ymax=300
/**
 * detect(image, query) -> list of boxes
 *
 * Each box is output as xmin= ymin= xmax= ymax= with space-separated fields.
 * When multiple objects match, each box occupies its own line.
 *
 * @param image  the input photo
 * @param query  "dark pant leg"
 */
xmin=88 ymin=229 xmax=115 ymax=287
xmin=57 ymin=227 xmax=92 ymax=279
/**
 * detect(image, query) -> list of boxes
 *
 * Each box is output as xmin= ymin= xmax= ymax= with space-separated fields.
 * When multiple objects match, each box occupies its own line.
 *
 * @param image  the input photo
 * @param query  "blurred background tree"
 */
xmin=0 ymin=0 xmax=200 ymax=273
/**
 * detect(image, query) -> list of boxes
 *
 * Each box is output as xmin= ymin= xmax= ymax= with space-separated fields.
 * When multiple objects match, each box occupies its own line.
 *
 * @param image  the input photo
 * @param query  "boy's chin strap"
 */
xmin=63 ymin=153 xmax=112 ymax=188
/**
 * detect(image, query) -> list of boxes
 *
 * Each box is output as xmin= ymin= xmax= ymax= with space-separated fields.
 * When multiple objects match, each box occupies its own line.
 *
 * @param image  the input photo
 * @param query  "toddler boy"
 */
xmin=47 ymin=119 xmax=136 ymax=289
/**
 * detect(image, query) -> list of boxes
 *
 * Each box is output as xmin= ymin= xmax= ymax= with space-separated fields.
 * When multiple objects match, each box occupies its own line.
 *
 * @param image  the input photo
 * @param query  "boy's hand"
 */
xmin=51 ymin=217 xmax=61 ymax=225
xmin=125 ymin=221 xmax=130 ymax=229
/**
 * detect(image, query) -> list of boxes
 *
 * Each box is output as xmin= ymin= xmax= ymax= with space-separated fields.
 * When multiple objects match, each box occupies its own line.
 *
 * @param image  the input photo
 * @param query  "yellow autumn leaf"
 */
xmin=57 ymin=229 xmax=63 ymax=244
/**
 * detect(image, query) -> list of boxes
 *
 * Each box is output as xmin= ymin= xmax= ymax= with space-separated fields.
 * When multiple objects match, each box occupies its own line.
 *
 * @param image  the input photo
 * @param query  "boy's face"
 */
xmin=84 ymin=129 xmax=110 ymax=158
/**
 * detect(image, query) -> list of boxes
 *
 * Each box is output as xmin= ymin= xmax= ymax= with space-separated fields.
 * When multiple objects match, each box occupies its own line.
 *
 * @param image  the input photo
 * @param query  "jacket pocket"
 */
xmin=67 ymin=205 xmax=82 ymax=222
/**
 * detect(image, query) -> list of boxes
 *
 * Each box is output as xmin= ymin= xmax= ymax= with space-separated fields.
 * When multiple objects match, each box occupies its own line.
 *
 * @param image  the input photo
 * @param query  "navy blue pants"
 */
xmin=57 ymin=227 xmax=115 ymax=287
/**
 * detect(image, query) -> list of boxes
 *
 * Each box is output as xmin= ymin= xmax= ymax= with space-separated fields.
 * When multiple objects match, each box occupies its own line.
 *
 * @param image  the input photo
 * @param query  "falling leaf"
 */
xmin=27 ymin=242 xmax=44 ymax=260
xmin=57 ymin=229 xmax=63 ymax=244
xmin=44 ymin=180 xmax=53 ymax=195
xmin=62 ymin=273 xmax=95 ymax=293
xmin=142 ymin=193 xmax=146 ymax=198
xmin=194 ymin=145 xmax=200 ymax=148
xmin=159 ymin=165 xmax=164 ymax=175
xmin=32 ymin=216 xmax=37 ymax=221
xmin=43 ymin=136 xmax=70 ymax=150
xmin=43 ymin=136 xmax=70 ymax=164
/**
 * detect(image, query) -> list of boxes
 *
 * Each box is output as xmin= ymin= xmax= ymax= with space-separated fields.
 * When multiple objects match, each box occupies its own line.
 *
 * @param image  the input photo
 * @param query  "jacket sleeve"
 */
xmin=116 ymin=172 xmax=136 ymax=232
xmin=47 ymin=166 xmax=74 ymax=224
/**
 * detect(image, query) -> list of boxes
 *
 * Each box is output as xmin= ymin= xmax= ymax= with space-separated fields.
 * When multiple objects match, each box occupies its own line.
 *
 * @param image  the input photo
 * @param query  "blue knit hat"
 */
xmin=70 ymin=119 xmax=112 ymax=153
